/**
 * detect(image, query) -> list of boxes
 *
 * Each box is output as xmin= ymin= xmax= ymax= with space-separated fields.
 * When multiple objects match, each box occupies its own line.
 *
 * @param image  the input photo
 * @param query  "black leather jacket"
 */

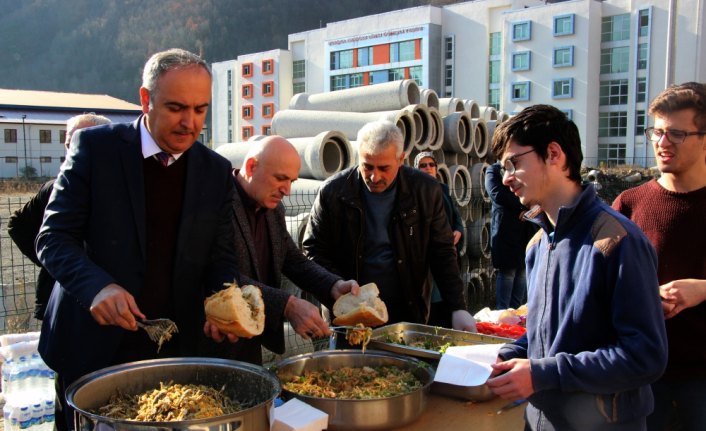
xmin=303 ymin=166 xmax=467 ymax=323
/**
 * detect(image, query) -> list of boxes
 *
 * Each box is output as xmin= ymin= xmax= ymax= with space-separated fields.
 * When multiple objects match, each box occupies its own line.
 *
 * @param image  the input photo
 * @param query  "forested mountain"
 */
xmin=0 ymin=0 xmax=461 ymax=103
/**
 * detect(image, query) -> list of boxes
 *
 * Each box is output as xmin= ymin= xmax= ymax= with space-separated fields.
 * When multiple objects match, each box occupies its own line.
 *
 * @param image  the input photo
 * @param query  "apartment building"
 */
xmin=211 ymin=0 xmax=705 ymax=166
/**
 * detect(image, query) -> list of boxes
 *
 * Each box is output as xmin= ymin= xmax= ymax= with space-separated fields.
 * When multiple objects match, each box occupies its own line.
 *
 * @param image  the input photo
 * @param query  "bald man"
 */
xmin=206 ymin=135 xmax=358 ymax=364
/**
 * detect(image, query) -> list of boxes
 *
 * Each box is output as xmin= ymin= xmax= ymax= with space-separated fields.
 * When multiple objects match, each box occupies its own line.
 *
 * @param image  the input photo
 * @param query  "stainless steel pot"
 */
xmin=66 ymin=357 xmax=280 ymax=431
xmin=274 ymin=350 xmax=434 ymax=430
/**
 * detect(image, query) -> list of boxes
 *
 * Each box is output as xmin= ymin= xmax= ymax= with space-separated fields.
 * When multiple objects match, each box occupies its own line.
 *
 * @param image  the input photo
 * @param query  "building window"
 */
xmin=489 ymin=32 xmax=502 ymax=56
xmin=553 ymin=14 xmax=575 ymax=36
xmin=242 ymin=63 xmax=253 ymax=77
xmin=293 ymin=82 xmax=305 ymax=94
xmin=637 ymin=77 xmax=647 ymax=103
xmin=601 ymin=14 xmax=630 ymax=42
xmin=4 ymin=129 xmax=18 ymax=143
xmin=400 ymin=40 xmax=416 ymax=61
xmin=293 ymin=60 xmax=305 ymax=79
xmin=599 ymin=111 xmax=628 ymax=137
xmin=348 ymin=73 xmax=364 ymax=88
xmin=331 ymin=50 xmax=354 ymax=70
xmin=262 ymin=59 xmax=274 ymax=74
xmin=635 ymin=110 xmax=646 ymax=136
xmin=242 ymin=105 xmax=253 ymax=120
xmin=227 ymin=70 xmax=232 ymax=87
xmin=512 ymin=21 xmax=531 ymax=42
xmin=228 ymin=130 xmax=233 ymax=142
xmin=40 ymin=156 xmax=51 ymax=163
xmin=5 ymin=156 xmax=18 ymax=163
xmin=638 ymin=9 xmax=650 ymax=37
xmin=228 ymin=89 xmax=232 ymax=106
xmin=357 ymin=47 xmax=373 ymax=67
xmin=39 ymin=130 xmax=51 ymax=143
xmin=409 ymin=66 xmax=422 ymax=87
xmin=552 ymin=78 xmax=573 ymax=99
xmin=511 ymin=51 xmax=531 ymax=71
xmin=262 ymin=103 xmax=274 ymax=118
xmin=600 ymin=47 xmax=629 ymax=74
xmin=262 ymin=125 xmax=272 ymax=135
xmin=445 ymin=64 xmax=453 ymax=87
xmin=511 ymin=82 xmax=530 ymax=101
xmin=563 ymin=109 xmax=573 ymax=120
xmin=242 ymin=84 xmax=253 ymax=98
xmin=598 ymin=142 xmax=626 ymax=165
xmin=331 ymin=75 xmax=348 ymax=91
xmin=600 ymin=79 xmax=629 ymax=105
xmin=488 ymin=88 xmax=500 ymax=110
xmin=242 ymin=126 xmax=254 ymax=140
xmin=228 ymin=110 xmax=232 ymax=126
xmin=59 ymin=130 xmax=67 ymax=144
xmin=553 ymin=46 xmax=574 ymax=67
xmin=489 ymin=60 xmax=500 ymax=84
xmin=445 ymin=36 xmax=454 ymax=60
xmin=389 ymin=68 xmax=405 ymax=81
xmin=637 ymin=43 xmax=648 ymax=70
xmin=262 ymin=81 xmax=274 ymax=97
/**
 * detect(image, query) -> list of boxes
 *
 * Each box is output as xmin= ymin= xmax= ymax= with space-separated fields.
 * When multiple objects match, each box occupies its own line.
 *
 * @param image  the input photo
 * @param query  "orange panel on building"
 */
xmin=373 ymin=44 xmax=390 ymax=65
xmin=363 ymin=72 xmax=370 ymax=86
xmin=415 ymin=39 xmax=422 ymax=60
xmin=404 ymin=68 xmax=410 ymax=79
xmin=353 ymin=48 xmax=358 ymax=68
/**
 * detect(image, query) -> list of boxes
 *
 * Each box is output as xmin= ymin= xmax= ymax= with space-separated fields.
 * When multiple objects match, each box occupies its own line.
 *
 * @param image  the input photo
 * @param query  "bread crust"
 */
xmin=204 ymin=283 xmax=265 ymax=338
xmin=332 ymin=283 xmax=388 ymax=327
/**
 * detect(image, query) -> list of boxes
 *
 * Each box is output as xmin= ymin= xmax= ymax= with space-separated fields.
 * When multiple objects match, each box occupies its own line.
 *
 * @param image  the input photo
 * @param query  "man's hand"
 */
xmin=661 ymin=279 xmax=706 ymax=319
xmin=203 ymin=321 xmax=239 ymax=343
xmin=452 ymin=230 xmax=462 ymax=246
xmin=486 ymin=358 xmax=534 ymax=400
xmin=89 ymin=283 xmax=144 ymax=330
xmin=451 ymin=309 xmax=477 ymax=332
xmin=285 ymin=296 xmax=331 ymax=340
xmin=331 ymin=279 xmax=359 ymax=300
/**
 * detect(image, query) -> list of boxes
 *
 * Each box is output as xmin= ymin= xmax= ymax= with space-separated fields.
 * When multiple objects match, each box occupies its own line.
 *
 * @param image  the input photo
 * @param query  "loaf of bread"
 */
xmin=332 ymin=283 xmax=388 ymax=327
xmin=204 ymin=282 xmax=265 ymax=337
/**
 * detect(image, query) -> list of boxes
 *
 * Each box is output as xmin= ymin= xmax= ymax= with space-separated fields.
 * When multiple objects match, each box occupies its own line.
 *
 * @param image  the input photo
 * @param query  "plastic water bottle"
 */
xmin=2 ymin=358 xmax=15 ymax=396
xmin=17 ymin=406 xmax=31 ymax=430
xmin=3 ymin=401 xmax=17 ymax=431
xmin=36 ymin=360 xmax=55 ymax=398
xmin=15 ymin=356 xmax=30 ymax=394
xmin=30 ymin=404 xmax=43 ymax=429
xmin=27 ymin=354 xmax=42 ymax=392
xmin=40 ymin=400 xmax=54 ymax=431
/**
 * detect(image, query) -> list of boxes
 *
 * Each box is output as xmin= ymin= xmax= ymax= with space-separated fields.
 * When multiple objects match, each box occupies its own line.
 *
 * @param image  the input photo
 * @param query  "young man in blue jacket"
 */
xmin=485 ymin=105 xmax=667 ymax=430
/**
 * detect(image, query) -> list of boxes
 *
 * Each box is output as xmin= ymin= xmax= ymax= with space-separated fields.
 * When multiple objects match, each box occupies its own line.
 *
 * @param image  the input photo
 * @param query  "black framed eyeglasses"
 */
xmin=644 ymin=127 xmax=706 ymax=145
xmin=418 ymin=162 xmax=436 ymax=169
xmin=501 ymin=148 xmax=536 ymax=176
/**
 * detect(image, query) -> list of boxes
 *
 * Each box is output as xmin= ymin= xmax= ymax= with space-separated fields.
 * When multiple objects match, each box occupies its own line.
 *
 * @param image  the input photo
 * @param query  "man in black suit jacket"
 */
xmin=36 ymin=49 xmax=241 ymax=429
xmin=215 ymin=136 xmax=357 ymax=364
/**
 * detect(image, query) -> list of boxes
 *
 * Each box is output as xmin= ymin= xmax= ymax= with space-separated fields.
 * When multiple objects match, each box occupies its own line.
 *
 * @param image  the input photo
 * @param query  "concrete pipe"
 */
xmin=436 ymin=163 xmax=451 ymax=186
xmin=467 ymin=217 xmax=490 ymax=258
xmin=284 ymin=212 xmax=310 ymax=249
xmin=282 ymin=178 xmax=324 ymax=216
xmin=468 ymin=199 xmax=484 ymax=224
xmin=479 ymin=106 xmax=498 ymax=122
xmin=470 ymin=162 xmax=488 ymax=202
xmin=272 ymin=109 xmax=416 ymax=156
xmin=468 ymin=269 xmax=484 ymax=304
xmin=448 ymin=164 xmax=472 ymax=207
xmin=443 ymin=151 xmax=457 ymax=166
xmin=497 ymin=111 xmax=510 ymax=123
xmin=456 ymin=151 xmax=469 ymax=168
xmin=472 ymin=118 xmax=489 ymax=160
xmin=288 ymin=131 xmax=354 ymax=180
xmin=289 ymin=79 xmax=420 ymax=112
xmin=457 ymin=218 xmax=468 ymax=257
xmin=432 ymin=149 xmax=445 ymax=166
xmin=442 ymin=111 xmax=473 ymax=154
xmin=426 ymin=108 xmax=444 ymax=151
xmin=463 ymin=99 xmax=481 ymax=119
xmin=437 ymin=97 xmax=465 ymax=117
xmin=420 ymin=88 xmax=440 ymax=110
xmin=459 ymin=254 xmax=470 ymax=281
xmin=406 ymin=148 xmax=420 ymax=167
xmin=404 ymin=104 xmax=432 ymax=150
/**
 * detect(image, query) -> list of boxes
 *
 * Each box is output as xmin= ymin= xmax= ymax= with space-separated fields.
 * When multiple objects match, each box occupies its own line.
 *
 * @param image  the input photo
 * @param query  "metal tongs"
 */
xmin=137 ymin=318 xmax=179 ymax=352
xmin=327 ymin=326 xmax=358 ymax=349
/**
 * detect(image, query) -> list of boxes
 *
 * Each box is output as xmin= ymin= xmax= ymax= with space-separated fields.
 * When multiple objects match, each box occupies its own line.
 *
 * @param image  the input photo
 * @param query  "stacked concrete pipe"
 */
xmin=420 ymin=88 xmax=440 ymax=110
xmin=290 ymin=79 xmax=420 ymax=112
xmin=437 ymin=97 xmax=465 ymax=117
xmin=442 ymin=111 xmax=473 ymax=154
xmin=464 ymin=99 xmax=481 ymax=119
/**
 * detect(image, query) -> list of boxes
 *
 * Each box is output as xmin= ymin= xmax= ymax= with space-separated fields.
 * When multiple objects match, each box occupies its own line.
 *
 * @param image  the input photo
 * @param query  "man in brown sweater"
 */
xmin=613 ymin=82 xmax=706 ymax=430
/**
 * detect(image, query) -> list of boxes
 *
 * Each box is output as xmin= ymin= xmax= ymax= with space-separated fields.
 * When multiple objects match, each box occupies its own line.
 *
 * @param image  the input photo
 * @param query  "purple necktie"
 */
xmin=155 ymin=152 xmax=171 ymax=167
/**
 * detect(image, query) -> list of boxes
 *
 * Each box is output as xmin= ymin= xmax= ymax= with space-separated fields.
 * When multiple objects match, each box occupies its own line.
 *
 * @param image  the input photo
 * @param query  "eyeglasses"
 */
xmin=418 ymin=162 xmax=436 ymax=169
xmin=501 ymin=148 xmax=536 ymax=176
xmin=644 ymin=127 xmax=706 ymax=145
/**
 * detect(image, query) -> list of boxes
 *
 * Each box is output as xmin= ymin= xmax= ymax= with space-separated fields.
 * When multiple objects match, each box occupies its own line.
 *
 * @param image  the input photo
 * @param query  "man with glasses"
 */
xmin=613 ymin=82 xmax=706 ymax=430
xmin=485 ymin=104 xmax=667 ymax=430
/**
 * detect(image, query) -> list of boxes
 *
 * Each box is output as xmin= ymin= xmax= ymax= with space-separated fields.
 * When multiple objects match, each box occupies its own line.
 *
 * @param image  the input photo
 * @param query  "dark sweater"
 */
xmin=613 ymin=179 xmax=706 ymax=380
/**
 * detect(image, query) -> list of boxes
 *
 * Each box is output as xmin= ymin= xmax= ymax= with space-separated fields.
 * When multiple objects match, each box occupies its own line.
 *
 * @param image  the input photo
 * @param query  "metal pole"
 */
xmin=21 ymin=114 xmax=28 ymax=175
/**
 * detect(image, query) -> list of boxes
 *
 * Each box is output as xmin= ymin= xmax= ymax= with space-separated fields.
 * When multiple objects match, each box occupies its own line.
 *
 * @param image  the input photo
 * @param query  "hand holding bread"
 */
xmin=204 ymin=282 xmax=265 ymax=338
xmin=332 ymin=282 xmax=388 ymax=327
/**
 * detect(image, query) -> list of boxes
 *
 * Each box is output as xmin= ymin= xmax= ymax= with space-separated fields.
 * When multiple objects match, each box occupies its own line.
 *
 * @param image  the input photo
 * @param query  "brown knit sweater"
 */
xmin=613 ymin=179 xmax=706 ymax=380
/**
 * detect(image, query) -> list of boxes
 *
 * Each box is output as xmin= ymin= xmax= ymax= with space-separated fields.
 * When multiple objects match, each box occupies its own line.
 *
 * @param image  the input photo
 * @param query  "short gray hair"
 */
xmin=141 ymin=48 xmax=210 ymax=102
xmin=357 ymin=120 xmax=404 ymax=158
xmin=67 ymin=113 xmax=111 ymax=131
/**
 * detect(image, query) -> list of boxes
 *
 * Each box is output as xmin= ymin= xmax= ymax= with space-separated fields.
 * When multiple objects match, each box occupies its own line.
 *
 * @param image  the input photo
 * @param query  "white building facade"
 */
xmin=211 ymin=0 xmax=705 ymax=166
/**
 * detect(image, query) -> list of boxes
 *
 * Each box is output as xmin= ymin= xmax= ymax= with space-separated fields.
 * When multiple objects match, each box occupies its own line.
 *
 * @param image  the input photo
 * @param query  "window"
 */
xmin=445 ymin=65 xmax=453 ymax=86
xmin=399 ymin=40 xmax=416 ymax=62
xmin=489 ymin=32 xmax=502 ymax=56
xmin=40 ymin=156 xmax=51 ymax=163
xmin=601 ymin=14 xmax=630 ymax=42
xmin=60 ymin=130 xmax=67 ymax=144
xmin=445 ymin=36 xmax=454 ymax=60
xmin=262 ymin=125 xmax=272 ymax=135
xmin=638 ymin=9 xmax=650 ymax=37
xmin=262 ymin=59 xmax=274 ymax=74
xmin=599 ymin=111 xmax=628 ymax=137
xmin=389 ymin=68 xmax=405 ymax=81
xmin=489 ymin=60 xmax=500 ymax=84
xmin=331 ymin=75 xmax=348 ymax=91
xmin=511 ymin=82 xmax=530 ymax=101
xmin=242 ymin=126 xmax=254 ymax=140
xmin=242 ymin=105 xmax=253 ymax=119
xmin=511 ymin=51 xmax=531 ymax=71
xmin=39 ymin=130 xmax=51 ymax=143
xmin=488 ymin=88 xmax=500 ymax=110
xmin=554 ymin=14 xmax=575 ymax=36
xmin=599 ymin=79 xmax=629 ymax=105
xmin=4 ymin=129 xmax=17 ymax=143
xmin=228 ymin=130 xmax=233 ymax=142
xmin=228 ymin=110 xmax=232 ymax=126
xmin=553 ymin=78 xmax=573 ymax=99
xmin=637 ymin=77 xmax=647 ymax=103
xmin=262 ymin=103 xmax=274 ymax=118
xmin=242 ymin=83 xmax=253 ymax=98
xmin=635 ymin=110 xmax=646 ymax=135
xmin=330 ymin=50 xmax=354 ymax=70
xmin=600 ymin=47 xmax=629 ymax=74
xmin=242 ymin=63 xmax=253 ymax=77
xmin=637 ymin=43 xmax=648 ymax=70
xmin=512 ymin=21 xmax=531 ymax=41
xmin=597 ymin=142 xmax=626 ymax=165
xmin=293 ymin=60 xmax=305 ymax=79
xmin=347 ymin=73 xmax=362 ymax=88
xmin=262 ymin=81 xmax=274 ymax=97
xmin=553 ymin=46 xmax=574 ymax=67
xmin=293 ymin=82 xmax=305 ymax=94
xmin=5 ymin=156 xmax=17 ymax=163
xmin=357 ymin=47 xmax=373 ymax=66
xmin=227 ymin=70 xmax=232 ymax=87
xmin=409 ymin=66 xmax=422 ymax=87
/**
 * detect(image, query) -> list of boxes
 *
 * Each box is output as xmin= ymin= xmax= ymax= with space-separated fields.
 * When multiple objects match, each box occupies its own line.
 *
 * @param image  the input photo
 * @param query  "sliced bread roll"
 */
xmin=204 ymin=282 xmax=265 ymax=338
xmin=332 ymin=283 xmax=389 ymax=327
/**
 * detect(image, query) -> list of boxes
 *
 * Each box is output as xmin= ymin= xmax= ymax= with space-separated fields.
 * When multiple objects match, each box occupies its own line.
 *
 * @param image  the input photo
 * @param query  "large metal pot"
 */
xmin=274 ymin=350 xmax=434 ymax=430
xmin=66 ymin=357 xmax=280 ymax=431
